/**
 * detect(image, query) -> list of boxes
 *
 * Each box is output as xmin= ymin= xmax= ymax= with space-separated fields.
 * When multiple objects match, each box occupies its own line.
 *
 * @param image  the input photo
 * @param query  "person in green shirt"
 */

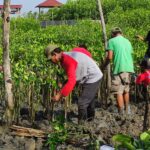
xmin=103 ymin=27 xmax=134 ymax=114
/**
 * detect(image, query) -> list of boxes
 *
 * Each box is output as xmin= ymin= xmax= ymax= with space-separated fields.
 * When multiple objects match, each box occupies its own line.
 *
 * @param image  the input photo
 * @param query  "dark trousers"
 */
xmin=78 ymin=80 xmax=100 ymax=123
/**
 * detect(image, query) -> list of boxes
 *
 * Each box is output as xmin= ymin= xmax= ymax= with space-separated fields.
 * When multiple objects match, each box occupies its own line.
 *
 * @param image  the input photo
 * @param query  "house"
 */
xmin=0 ymin=5 xmax=22 ymax=14
xmin=36 ymin=0 xmax=63 ymax=13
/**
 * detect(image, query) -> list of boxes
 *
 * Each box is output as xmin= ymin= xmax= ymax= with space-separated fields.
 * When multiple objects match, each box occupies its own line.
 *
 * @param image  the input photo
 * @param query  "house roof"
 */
xmin=0 ymin=5 xmax=22 ymax=9
xmin=36 ymin=0 xmax=62 ymax=8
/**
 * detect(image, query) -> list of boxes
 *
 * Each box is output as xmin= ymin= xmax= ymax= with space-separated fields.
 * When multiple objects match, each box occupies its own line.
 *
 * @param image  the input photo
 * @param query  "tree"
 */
xmin=2 ymin=0 xmax=14 ymax=124
xmin=97 ymin=0 xmax=111 ymax=105
xmin=45 ymin=0 xmax=99 ymax=20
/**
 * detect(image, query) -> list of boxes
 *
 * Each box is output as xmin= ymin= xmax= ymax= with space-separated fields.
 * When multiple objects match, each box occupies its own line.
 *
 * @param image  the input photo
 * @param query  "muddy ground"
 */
xmin=0 ymin=98 xmax=147 ymax=150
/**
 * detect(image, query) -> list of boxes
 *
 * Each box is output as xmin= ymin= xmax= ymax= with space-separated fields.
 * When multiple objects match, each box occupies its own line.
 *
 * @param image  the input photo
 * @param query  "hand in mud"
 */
xmin=52 ymin=92 xmax=62 ymax=102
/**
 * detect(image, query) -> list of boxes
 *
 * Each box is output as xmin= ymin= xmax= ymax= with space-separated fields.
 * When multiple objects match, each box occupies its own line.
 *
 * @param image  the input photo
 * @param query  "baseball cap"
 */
xmin=111 ymin=27 xmax=122 ymax=34
xmin=45 ymin=44 xmax=59 ymax=60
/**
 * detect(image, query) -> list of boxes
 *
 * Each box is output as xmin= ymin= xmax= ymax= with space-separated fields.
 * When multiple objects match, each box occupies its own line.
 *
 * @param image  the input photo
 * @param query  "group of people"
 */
xmin=44 ymin=27 xmax=150 ymax=124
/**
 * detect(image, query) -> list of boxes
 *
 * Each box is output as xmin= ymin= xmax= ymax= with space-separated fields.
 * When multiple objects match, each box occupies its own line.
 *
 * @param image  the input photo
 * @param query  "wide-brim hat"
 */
xmin=45 ymin=44 xmax=59 ymax=60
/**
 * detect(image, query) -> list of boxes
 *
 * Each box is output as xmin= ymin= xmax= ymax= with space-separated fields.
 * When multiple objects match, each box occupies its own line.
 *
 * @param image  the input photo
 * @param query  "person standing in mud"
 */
xmin=102 ymin=27 xmax=134 ymax=114
xmin=136 ymin=59 xmax=150 ymax=129
xmin=136 ymin=59 xmax=150 ymax=87
xmin=44 ymin=44 xmax=103 ymax=124
xmin=72 ymin=44 xmax=92 ymax=58
xmin=136 ymin=31 xmax=150 ymax=59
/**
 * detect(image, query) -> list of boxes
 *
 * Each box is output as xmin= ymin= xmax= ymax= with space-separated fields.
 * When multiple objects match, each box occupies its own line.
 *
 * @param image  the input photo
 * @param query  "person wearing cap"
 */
xmin=102 ymin=27 xmax=134 ymax=115
xmin=72 ymin=44 xmax=92 ymax=58
xmin=44 ymin=44 xmax=103 ymax=123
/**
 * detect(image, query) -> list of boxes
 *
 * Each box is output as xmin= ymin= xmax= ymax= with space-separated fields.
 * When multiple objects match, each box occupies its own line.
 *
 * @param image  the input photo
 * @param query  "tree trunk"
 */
xmin=97 ymin=0 xmax=107 ymax=49
xmin=2 ymin=0 xmax=14 ymax=124
xmin=97 ymin=0 xmax=111 ymax=105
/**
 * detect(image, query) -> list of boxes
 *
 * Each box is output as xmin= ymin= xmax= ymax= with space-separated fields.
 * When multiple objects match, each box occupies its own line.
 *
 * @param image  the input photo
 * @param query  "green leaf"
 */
xmin=112 ymin=134 xmax=132 ymax=143
xmin=112 ymin=134 xmax=135 ymax=150
xmin=140 ymin=132 xmax=150 ymax=142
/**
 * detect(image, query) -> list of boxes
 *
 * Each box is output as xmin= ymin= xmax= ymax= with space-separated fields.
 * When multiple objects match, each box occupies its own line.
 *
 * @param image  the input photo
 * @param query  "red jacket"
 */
xmin=60 ymin=53 xmax=77 ymax=96
xmin=72 ymin=47 xmax=92 ymax=58
xmin=136 ymin=70 xmax=150 ymax=87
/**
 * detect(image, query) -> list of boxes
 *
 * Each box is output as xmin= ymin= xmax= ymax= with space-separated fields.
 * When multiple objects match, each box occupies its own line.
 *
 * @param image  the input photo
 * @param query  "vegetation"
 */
xmin=46 ymin=115 xmax=68 ymax=150
xmin=0 ymin=0 xmax=150 ymax=149
xmin=40 ymin=0 xmax=99 ymax=20
xmin=0 ymin=0 xmax=148 ymax=122
xmin=113 ymin=130 xmax=150 ymax=150
xmin=46 ymin=115 xmax=100 ymax=150
xmin=38 ymin=0 xmax=150 ymax=26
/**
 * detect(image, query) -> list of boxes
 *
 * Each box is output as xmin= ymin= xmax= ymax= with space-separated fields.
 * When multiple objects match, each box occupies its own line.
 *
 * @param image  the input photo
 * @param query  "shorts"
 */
xmin=111 ymin=72 xmax=131 ymax=94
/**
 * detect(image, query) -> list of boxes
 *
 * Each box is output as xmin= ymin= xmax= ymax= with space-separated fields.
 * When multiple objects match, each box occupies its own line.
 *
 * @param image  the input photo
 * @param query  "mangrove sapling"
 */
xmin=88 ymin=136 xmax=100 ymax=150
xmin=28 ymin=83 xmax=35 ymax=122
xmin=112 ymin=130 xmax=150 ymax=150
xmin=31 ymin=82 xmax=35 ymax=122
xmin=46 ymin=115 xmax=67 ymax=150
xmin=46 ymin=117 xmax=101 ymax=150
xmin=64 ymin=97 xmax=68 ymax=124
xmin=13 ymin=80 xmax=21 ymax=123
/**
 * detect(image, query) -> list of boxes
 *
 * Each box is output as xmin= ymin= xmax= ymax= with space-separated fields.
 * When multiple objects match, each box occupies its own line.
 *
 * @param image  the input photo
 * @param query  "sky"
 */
xmin=0 ymin=0 xmax=67 ymax=14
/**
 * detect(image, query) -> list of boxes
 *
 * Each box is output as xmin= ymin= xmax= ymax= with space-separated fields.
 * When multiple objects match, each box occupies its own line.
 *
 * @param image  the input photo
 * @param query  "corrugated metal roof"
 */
xmin=36 ymin=0 xmax=62 ymax=8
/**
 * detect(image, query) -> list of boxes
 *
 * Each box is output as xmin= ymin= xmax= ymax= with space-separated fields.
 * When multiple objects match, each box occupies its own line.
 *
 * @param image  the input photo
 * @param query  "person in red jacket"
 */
xmin=136 ymin=59 xmax=150 ymax=87
xmin=136 ymin=58 xmax=150 ymax=104
xmin=136 ymin=58 xmax=150 ymax=130
xmin=45 ymin=44 xmax=103 ymax=124
xmin=72 ymin=44 xmax=92 ymax=58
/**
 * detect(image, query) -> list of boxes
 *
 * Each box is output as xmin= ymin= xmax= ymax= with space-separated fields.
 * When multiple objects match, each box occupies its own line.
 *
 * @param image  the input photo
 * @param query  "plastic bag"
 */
xmin=100 ymin=145 xmax=114 ymax=150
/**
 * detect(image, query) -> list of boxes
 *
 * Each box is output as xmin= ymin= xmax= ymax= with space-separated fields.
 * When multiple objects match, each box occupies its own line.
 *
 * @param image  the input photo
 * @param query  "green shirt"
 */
xmin=107 ymin=35 xmax=134 ymax=74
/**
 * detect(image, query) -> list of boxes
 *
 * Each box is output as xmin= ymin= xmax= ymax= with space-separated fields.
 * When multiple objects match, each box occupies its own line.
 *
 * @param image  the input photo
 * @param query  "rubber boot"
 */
xmin=78 ymin=109 xmax=87 ymax=125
